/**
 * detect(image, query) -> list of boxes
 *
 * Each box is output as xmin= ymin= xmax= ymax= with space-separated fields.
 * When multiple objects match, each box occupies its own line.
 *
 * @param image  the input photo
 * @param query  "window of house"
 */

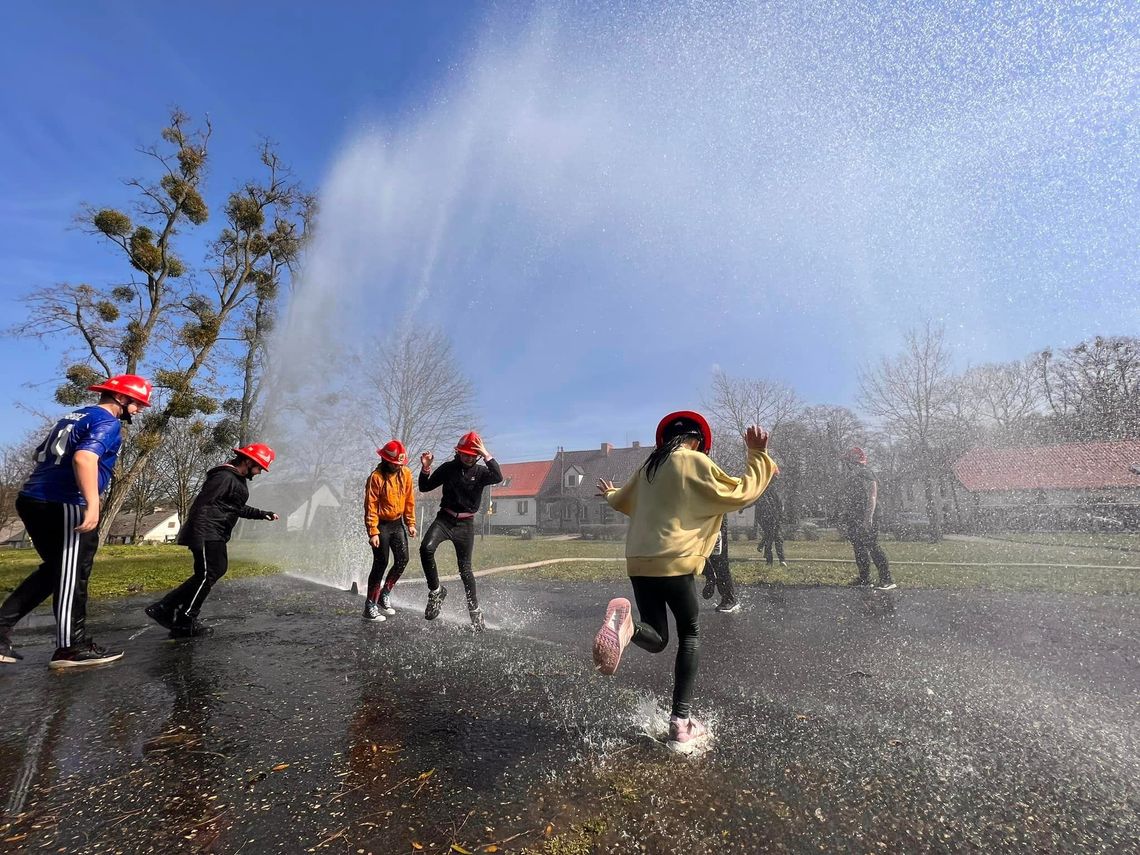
xmin=517 ymin=500 xmax=528 ymax=515
xmin=561 ymin=504 xmax=572 ymax=520
xmin=566 ymin=473 xmax=578 ymax=487
xmin=168 ymin=521 xmax=176 ymax=528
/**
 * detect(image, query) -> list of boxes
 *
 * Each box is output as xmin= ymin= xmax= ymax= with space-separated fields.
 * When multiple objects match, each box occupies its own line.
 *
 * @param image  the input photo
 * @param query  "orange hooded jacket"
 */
xmin=364 ymin=466 xmax=415 ymax=535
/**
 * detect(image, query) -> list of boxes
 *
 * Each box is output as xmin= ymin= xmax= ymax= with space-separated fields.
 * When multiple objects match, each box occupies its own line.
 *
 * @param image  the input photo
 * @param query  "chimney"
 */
xmin=601 ymin=442 xmax=613 ymax=455
xmin=631 ymin=441 xmax=640 ymax=449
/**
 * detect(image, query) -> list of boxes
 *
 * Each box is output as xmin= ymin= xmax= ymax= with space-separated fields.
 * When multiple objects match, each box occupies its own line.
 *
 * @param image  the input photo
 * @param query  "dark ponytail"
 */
xmin=643 ymin=433 xmax=699 ymax=483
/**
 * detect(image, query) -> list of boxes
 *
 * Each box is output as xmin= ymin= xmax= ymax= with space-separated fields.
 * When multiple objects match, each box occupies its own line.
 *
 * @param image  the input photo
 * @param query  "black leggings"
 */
xmin=759 ymin=523 xmax=785 ymax=563
xmin=367 ymin=519 xmax=409 ymax=601
xmin=846 ymin=522 xmax=891 ymax=584
xmin=629 ymin=574 xmax=701 ymax=719
xmin=420 ymin=513 xmax=477 ymax=608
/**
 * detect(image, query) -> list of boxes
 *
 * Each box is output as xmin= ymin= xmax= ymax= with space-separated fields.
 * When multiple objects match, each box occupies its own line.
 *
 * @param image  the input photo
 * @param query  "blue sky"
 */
xmin=2 ymin=2 xmax=1137 ymax=462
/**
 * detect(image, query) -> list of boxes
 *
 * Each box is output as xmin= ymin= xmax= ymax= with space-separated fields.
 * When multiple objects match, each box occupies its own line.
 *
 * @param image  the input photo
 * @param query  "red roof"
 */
xmin=953 ymin=440 xmax=1140 ymax=492
xmin=493 ymin=460 xmax=555 ymax=497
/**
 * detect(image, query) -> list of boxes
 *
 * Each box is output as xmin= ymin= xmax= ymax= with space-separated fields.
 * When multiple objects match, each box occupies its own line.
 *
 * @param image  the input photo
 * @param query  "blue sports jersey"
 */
xmin=20 ymin=406 xmax=124 ymax=506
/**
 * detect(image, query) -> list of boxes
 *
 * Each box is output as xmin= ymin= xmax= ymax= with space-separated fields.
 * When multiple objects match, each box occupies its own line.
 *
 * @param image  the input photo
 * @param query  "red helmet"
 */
xmin=87 ymin=374 xmax=153 ymax=407
xmin=656 ymin=410 xmax=712 ymax=453
xmin=377 ymin=440 xmax=408 ymax=465
xmin=455 ymin=431 xmax=482 ymax=456
xmin=234 ymin=443 xmax=275 ymax=470
xmin=843 ymin=446 xmax=867 ymax=465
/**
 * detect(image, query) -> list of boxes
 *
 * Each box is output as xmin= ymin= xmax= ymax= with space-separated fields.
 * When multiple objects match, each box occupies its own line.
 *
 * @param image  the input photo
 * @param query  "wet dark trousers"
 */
xmin=367 ymin=519 xmax=409 ymax=601
xmin=0 ymin=496 xmax=99 ymax=649
xmin=156 ymin=541 xmax=230 ymax=622
xmin=420 ymin=513 xmax=477 ymax=609
xmin=629 ymin=574 xmax=701 ymax=719
xmin=702 ymin=552 xmax=736 ymax=604
xmin=848 ymin=522 xmax=891 ymax=584
xmin=759 ymin=523 xmax=785 ymax=563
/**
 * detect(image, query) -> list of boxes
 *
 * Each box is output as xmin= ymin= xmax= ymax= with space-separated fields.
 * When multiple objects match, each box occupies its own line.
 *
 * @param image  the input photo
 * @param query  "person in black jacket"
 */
xmin=145 ymin=444 xmax=279 ymax=637
xmin=700 ymin=516 xmax=739 ymax=613
xmin=417 ymin=431 xmax=502 ymax=630
xmin=755 ymin=470 xmax=787 ymax=567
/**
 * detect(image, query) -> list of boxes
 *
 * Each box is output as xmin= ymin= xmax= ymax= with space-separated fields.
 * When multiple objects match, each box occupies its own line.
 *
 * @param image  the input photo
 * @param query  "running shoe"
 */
xmin=49 ymin=640 xmax=123 ymax=670
xmin=715 ymin=600 xmax=741 ymax=613
xmin=0 ymin=634 xmax=22 ymax=664
xmin=424 ymin=586 xmax=447 ymax=621
xmin=667 ymin=716 xmax=710 ymax=755
xmin=701 ymin=576 xmax=716 ymax=600
xmin=145 ymin=602 xmax=177 ymax=631
xmin=779 ymin=561 xmax=789 ymax=568
xmin=469 ymin=607 xmax=486 ymax=632
xmin=379 ymin=589 xmax=396 ymax=615
xmin=169 ymin=620 xmax=214 ymax=638
xmin=876 ymin=582 xmax=898 ymax=591
xmin=593 ymin=597 xmax=634 ymax=675
xmin=363 ymin=601 xmax=385 ymax=622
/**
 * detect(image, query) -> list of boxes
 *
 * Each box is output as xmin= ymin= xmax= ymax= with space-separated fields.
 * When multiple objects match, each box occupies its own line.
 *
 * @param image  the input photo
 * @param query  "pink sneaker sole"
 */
xmin=593 ymin=597 xmax=633 ymax=675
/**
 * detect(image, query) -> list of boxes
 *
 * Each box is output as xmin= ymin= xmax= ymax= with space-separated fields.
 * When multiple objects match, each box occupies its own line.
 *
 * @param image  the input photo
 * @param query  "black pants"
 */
xmin=846 ymin=522 xmax=891 ymax=584
xmin=367 ymin=519 xmax=409 ymax=601
xmin=759 ymin=523 xmax=785 ymax=563
xmin=420 ymin=513 xmax=477 ymax=609
xmin=702 ymin=531 xmax=736 ymax=604
xmin=155 ymin=541 xmax=229 ymax=621
xmin=0 ymin=496 xmax=99 ymax=649
xmin=629 ymin=574 xmax=701 ymax=719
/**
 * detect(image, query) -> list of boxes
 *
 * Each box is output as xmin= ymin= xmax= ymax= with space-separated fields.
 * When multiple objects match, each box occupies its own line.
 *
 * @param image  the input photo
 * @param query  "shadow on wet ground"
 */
xmin=1 ymin=575 xmax=1137 ymax=853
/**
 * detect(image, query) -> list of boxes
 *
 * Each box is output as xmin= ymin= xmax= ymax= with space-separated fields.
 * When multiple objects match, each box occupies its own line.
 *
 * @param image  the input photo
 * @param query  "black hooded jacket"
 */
xmin=178 ymin=464 xmax=271 ymax=546
xmin=418 ymin=457 xmax=503 ymax=515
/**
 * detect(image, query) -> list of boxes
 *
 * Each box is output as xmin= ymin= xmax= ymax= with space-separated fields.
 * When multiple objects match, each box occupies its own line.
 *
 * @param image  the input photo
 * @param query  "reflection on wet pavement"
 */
xmin=1 ymin=576 xmax=1137 ymax=853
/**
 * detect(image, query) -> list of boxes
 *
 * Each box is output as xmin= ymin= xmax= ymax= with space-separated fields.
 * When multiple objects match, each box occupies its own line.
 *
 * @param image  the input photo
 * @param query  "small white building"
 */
xmin=244 ymin=481 xmax=342 ymax=535
xmin=106 ymin=509 xmax=181 ymax=545
xmin=490 ymin=460 xmax=554 ymax=531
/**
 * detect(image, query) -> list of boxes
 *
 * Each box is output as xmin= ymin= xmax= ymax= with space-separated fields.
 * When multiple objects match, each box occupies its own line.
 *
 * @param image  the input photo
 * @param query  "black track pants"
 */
xmin=629 ymin=574 xmax=701 ymax=719
xmin=419 ymin=514 xmax=477 ymax=608
xmin=760 ymin=523 xmax=785 ymax=563
xmin=847 ymin=522 xmax=891 ymax=584
xmin=0 ymin=496 xmax=99 ymax=649
xmin=156 ymin=541 xmax=230 ymax=621
xmin=367 ymin=519 xmax=409 ymax=601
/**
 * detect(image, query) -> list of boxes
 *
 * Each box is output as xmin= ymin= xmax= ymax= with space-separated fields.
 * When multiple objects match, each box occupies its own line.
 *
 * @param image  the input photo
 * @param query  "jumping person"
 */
xmin=593 ymin=411 xmax=775 ymax=753
xmin=362 ymin=440 xmax=416 ymax=621
xmin=756 ymin=468 xmax=787 ymax=567
xmin=0 ymin=374 xmax=153 ymax=668
xmin=701 ymin=517 xmax=739 ymax=613
xmin=145 ymin=444 xmax=279 ymax=637
xmin=418 ymin=431 xmax=502 ymax=631
xmin=839 ymin=447 xmax=895 ymax=590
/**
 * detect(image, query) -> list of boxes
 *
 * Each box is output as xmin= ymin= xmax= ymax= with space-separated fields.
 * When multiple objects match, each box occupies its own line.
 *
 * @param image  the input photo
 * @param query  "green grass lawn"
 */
xmin=4 ymin=531 xmax=1137 ymax=603
xmin=0 ymin=543 xmax=279 ymax=601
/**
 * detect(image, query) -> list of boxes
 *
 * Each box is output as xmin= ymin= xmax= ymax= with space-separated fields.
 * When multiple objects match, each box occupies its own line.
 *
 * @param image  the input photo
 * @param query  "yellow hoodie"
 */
xmin=604 ymin=446 xmax=776 ymax=577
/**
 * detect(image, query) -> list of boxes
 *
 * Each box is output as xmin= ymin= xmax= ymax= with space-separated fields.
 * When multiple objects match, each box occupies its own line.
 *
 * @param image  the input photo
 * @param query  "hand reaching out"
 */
xmin=744 ymin=425 xmax=769 ymax=452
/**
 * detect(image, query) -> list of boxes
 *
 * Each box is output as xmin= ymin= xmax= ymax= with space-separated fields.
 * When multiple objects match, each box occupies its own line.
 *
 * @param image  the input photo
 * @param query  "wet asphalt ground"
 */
xmin=1 ymin=574 xmax=1137 ymax=854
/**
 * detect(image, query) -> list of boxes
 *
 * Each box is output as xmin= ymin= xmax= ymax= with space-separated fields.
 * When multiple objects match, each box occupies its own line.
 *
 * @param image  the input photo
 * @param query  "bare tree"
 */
xmin=362 ymin=328 xmax=477 ymax=459
xmin=960 ymin=358 xmax=1043 ymax=444
xmin=11 ymin=111 xmax=309 ymax=544
xmin=1038 ymin=336 xmax=1140 ymax=441
xmin=859 ymin=322 xmax=959 ymax=540
xmin=154 ymin=418 xmax=228 ymax=521
xmin=704 ymin=369 xmax=801 ymax=473
xmin=0 ymin=431 xmax=43 ymax=540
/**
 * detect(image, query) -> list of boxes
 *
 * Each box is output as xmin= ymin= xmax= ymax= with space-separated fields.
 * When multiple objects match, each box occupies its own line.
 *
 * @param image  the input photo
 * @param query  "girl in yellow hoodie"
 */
xmin=363 ymin=440 xmax=416 ymax=621
xmin=594 ymin=411 xmax=775 ymax=754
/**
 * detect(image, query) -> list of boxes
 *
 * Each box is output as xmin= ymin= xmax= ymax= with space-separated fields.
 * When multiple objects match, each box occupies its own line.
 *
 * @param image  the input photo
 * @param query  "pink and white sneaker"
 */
xmin=666 ymin=716 xmax=710 ymax=755
xmin=593 ymin=597 xmax=634 ymax=675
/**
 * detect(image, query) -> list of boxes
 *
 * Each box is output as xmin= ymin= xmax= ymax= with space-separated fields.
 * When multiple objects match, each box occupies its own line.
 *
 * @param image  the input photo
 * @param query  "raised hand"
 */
xmin=420 ymin=451 xmax=434 ymax=470
xmin=744 ymin=425 xmax=769 ymax=452
xmin=596 ymin=478 xmax=615 ymax=496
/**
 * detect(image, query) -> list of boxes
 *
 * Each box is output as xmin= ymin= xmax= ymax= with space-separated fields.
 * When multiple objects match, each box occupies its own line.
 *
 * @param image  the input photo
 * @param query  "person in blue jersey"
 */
xmin=0 ymin=374 xmax=153 ymax=669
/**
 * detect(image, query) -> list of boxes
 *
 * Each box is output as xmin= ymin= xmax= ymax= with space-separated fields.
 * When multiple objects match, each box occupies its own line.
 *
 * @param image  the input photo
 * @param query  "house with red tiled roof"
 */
xmin=488 ymin=460 xmax=554 ymax=531
xmin=536 ymin=442 xmax=653 ymax=533
xmin=948 ymin=440 xmax=1140 ymax=530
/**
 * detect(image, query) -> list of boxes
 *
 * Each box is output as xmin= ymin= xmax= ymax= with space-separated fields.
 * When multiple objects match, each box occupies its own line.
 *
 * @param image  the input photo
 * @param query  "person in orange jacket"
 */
xmin=363 ymin=440 xmax=417 ymax=621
